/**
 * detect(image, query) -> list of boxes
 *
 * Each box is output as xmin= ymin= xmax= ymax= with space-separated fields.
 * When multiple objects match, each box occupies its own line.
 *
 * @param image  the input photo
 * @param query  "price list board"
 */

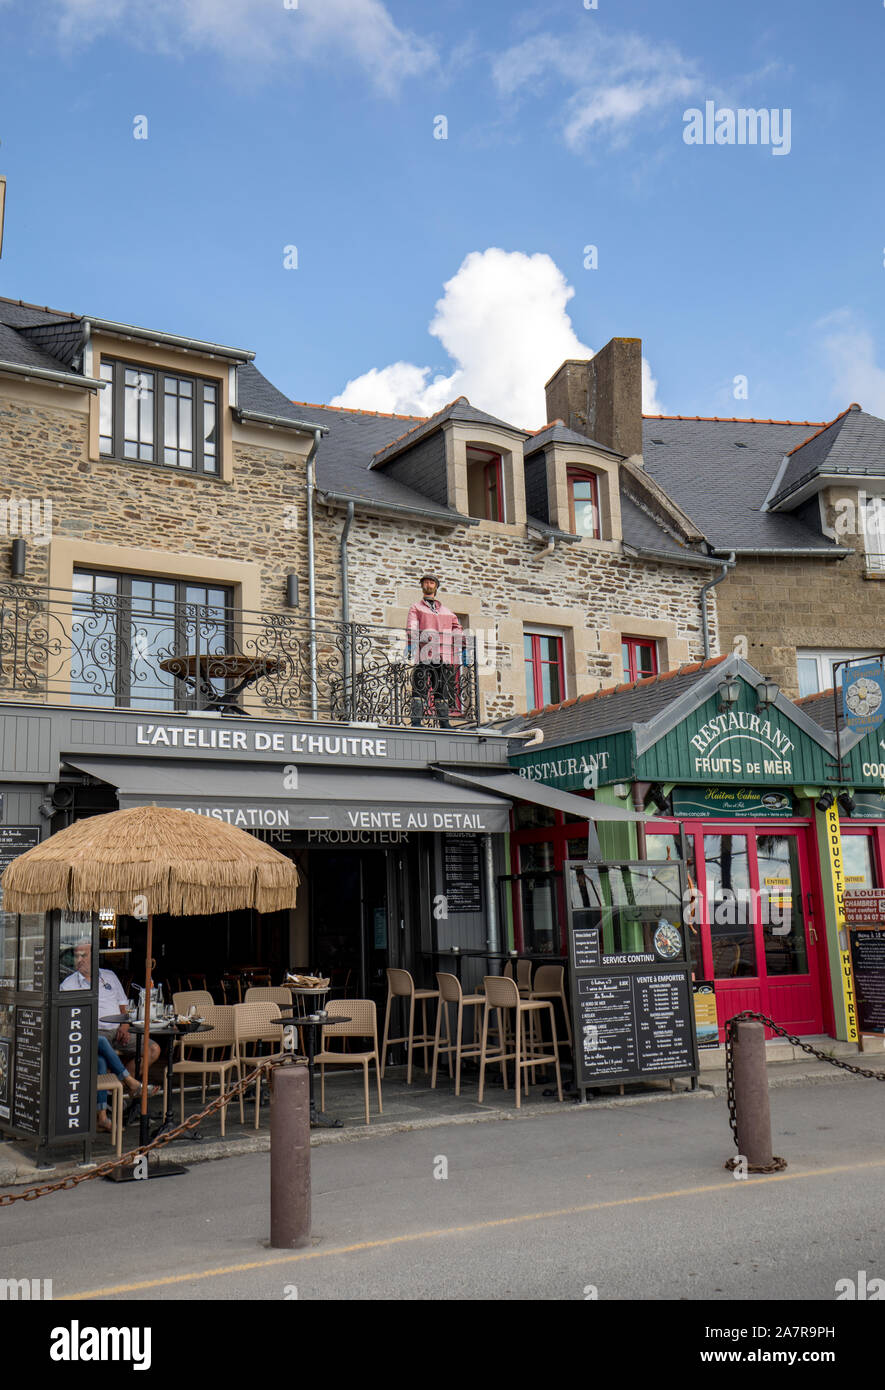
xmin=849 ymin=928 xmax=885 ymax=1034
xmin=13 ymin=1005 xmax=44 ymax=1134
xmin=442 ymin=834 xmax=483 ymax=913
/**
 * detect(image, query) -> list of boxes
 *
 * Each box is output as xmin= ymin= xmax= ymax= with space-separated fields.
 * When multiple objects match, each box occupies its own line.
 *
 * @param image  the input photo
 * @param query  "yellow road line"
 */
xmin=63 ymin=1157 xmax=885 ymax=1300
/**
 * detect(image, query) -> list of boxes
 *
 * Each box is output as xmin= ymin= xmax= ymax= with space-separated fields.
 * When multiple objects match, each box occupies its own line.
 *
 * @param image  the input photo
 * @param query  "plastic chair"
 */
xmin=316 ymin=999 xmax=383 ymax=1125
xmin=233 ymin=1002 xmax=282 ymax=1128
xmin=431 ymin=973 xmax=484 ymax=1096
xmin=380 ymin=968 xmax=439 ymax=1084
xmin=96 ymin=1073 xmax=125 ymax=1157
xmin=244 ymin=986 xmax=292 ymax=1009
xmin=172 ymin=1004 xmax=243 ymax=1136
xmin=529 ymin=965 xmax=574 ymax=1063
xmin=478 ymin=975 xmax=563 ymax=1108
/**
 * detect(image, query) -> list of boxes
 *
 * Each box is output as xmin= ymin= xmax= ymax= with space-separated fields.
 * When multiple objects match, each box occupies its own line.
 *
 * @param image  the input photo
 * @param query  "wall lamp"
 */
xmin=816 ymin=790 xmax=835 ymax=812
xmin=717 ymin=677 xmax=741 ymax=712
xmin=285 ymin=574 xmax=299 ymax=608
xmin=755 ymin=677 xmax=779 ymax=714
xmin=837 ymin=792 xmax=856 ymax=817
xmin=11 ymin=538 xmax=26 ymax=578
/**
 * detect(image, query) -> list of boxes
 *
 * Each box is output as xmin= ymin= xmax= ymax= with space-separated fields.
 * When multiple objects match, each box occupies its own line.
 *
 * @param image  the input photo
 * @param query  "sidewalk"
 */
xmin=2 ymin=1038 xmax=882 ymax=1188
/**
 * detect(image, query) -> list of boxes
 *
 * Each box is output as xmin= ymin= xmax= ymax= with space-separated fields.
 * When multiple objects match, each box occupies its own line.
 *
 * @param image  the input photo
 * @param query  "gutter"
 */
xmin=87 ymin=317 xmax=255 ymax=362
xmin=710 ymin=546 xmax=853 ymax=557
xmin=700 ymin=552 xmax=735 ymax=659
xmin=621 ymin=542 xmax=721 ymax=569
xmin=316 ymin=489 xmax=479 ymax=528
xmin=305 ymin=430 xmax=323 ymax=719
xmin=235 ymin=408 xmax=329 ymax=436
xmin=0 ymin=359 xmax=104 ymax=391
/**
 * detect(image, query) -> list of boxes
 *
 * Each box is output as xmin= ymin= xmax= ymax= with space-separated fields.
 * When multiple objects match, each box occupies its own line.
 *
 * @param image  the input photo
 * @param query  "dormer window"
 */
xmin=98 ymin=357 xmax=220 ymax=474
xmin=466 ymin=446 xmax=504 ymax=521
xmin=567 ymin=468 xmax=600 ymax=539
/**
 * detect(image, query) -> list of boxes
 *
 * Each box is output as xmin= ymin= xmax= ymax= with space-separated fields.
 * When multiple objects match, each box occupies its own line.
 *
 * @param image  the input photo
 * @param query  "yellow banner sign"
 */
xmin=825 ymin=804 xmax=859 ymax=1042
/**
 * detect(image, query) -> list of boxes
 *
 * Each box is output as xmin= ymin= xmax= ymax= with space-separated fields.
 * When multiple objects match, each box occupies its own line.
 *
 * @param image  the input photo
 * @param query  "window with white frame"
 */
xmin=796 ymin=649 xmax=881 ymax=698
xmin=862 ymin=494 xmax=885 ymax=573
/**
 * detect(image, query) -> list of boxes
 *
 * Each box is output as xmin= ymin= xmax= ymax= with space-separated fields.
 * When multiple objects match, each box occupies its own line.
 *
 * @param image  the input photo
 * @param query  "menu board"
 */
xmin=849 ymin=928 xmax=885 ymax=1034
xmin=443 ymin=833 xmax=482 ymax=913
xmin=0 ymin=827 xmax=40 ymax=906
xmin=0 ymin=828 xmax=40 ymax=991
xmin=572 ymin=927 xmax=601 ymax=969
xmin=13 ymin=1005 xmax=43 ymax=1133
xmin=576 ymin=971 xmax=695 ymax=1083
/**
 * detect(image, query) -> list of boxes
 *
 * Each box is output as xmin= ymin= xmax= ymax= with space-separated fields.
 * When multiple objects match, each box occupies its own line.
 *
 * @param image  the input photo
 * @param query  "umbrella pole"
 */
xmin=140 ymin=913 xmax=153 ymax=1149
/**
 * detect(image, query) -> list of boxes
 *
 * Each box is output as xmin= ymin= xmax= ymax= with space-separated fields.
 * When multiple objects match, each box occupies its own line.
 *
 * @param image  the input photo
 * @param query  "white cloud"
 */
xmin=331 ymin=247 xmax=665 ymax=426
xmin=491 ymin=30 xmax=701 ymax=151
xmin=817 ymin=311 xmax=885 ymax=416
xmin=642 ymin=358 xmax=664 ymax=417
xmin=50 ymin=0 xmax=436 ymax=92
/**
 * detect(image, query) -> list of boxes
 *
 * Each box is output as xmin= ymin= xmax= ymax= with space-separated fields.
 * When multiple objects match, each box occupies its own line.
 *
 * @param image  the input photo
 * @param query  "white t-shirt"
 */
xmin=60 ymin=967 xmax=128 ymax=1036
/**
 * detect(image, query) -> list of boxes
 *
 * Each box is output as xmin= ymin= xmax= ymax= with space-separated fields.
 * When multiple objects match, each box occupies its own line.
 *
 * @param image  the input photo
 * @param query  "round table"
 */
xmin=273 ymin=1014 xmax=351 ymax=1128
xmin=102 ymin=1016 xmax=214 ymax=1141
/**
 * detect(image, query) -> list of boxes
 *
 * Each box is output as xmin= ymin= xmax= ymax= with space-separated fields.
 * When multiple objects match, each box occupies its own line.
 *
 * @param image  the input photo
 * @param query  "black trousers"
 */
xmin=410 ymin=662 xmax=456 ymax=727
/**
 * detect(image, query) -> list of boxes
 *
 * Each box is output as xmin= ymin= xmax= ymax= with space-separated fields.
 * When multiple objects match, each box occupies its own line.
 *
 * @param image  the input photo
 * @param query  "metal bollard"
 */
xmin=732 ymin=1020 xmax=774 ymax=1169
xmin=270 ymin=1062 xmax=311 ymax=1249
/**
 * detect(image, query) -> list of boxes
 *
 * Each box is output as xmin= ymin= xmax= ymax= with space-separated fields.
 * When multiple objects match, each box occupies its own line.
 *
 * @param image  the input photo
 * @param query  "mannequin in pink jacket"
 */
xmin=406 ymin=574 xmax=463 ymax=728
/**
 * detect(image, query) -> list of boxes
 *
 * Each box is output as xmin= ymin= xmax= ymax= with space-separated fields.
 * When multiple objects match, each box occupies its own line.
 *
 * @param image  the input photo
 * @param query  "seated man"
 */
xmin=95 ymin=1036 xmax=156 ymax=1132
xmin=61 ymin=940 xmax=161 ymax=1128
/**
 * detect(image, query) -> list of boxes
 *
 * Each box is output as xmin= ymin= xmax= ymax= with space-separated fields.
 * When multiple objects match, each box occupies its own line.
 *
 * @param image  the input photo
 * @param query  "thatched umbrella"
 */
xmin=1 ymin=804 xmax=301 ymax=1144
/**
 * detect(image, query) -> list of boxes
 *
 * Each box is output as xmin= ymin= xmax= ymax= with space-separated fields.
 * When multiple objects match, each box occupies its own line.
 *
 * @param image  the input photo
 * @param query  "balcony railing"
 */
xmin=0 ymin=585 xmax=481 ymax=729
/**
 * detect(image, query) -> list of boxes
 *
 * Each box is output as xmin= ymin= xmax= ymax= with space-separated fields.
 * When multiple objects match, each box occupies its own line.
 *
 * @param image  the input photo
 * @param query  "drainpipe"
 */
xmin=484 ymin=835 xmax=499 ymax=952
xmin=340 ymin=501 xmax=355 ymax=718
xmin=305 ymin=429 xmax=322 ymax=718
xmin=700 ymin=552 xmax=735 ymax=658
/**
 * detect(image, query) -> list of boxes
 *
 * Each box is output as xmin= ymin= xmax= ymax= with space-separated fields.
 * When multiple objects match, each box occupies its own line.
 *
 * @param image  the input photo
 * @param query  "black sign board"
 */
xmin=13 ymin=1005 xmax=44 ymax=1133
xmin=443 ymin=833 xmax=483 ymax=913
xmin=0 ymin=826 xmax=40 ymax=902
xmin=565 ymin=859 xmax=700 ymax=1095
xmin=849 ymin=928 xmax=885 ymax=1034
xmin=53 ymin=1000 xmax=95 ymax=1138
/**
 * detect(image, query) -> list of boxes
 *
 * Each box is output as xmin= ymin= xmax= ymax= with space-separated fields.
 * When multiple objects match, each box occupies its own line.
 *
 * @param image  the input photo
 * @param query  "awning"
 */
xmin=63 ymin=757 xmax=512 ymax=834
xmin=432 ymin=768 xmax=653 ymax=821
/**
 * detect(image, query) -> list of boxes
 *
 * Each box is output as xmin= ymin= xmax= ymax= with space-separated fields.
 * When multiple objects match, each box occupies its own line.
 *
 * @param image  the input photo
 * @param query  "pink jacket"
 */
xmin=406 ymin=599 xmax=464 ymax=664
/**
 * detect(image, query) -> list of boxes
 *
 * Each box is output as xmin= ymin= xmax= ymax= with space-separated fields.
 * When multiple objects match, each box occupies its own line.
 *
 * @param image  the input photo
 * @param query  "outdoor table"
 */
xmin=102 ymin=1016 xmax=214 ymax=1140
xmin=159 ymin=652 xmax=279 ymax=716
xmin=272 ymin=1014 xmax=351 ymax=1129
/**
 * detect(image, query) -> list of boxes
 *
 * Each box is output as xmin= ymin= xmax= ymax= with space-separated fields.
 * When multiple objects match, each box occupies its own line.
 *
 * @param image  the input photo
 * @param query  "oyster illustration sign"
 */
xmin=842 ymin=660 xmax=885 ymax=735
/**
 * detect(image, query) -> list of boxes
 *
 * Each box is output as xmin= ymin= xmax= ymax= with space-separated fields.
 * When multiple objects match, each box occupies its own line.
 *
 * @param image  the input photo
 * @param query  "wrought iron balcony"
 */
xmin=0 ymin=585 xmax=481 ymax=729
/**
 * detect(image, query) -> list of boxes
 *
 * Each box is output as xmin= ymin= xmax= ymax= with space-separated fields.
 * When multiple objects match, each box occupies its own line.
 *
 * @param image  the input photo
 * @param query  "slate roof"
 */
xmin=619 ymin=492 xmax=708 ymax=561
xmin=524 ymin=422 xmax=622 ymax=458
xmin=641 ymin=416 xmax=848 ymax=552
xmin=370 ymin=397 xmax=528 ymax=468
xmin=794 ymin=687 xmax=840 ymax=733
xmin=768 ymin=405 xmax=885 ymax=506
xmin=506 ymin=655 xmax=729 ymax=745
xmin=0 ymin=321 xmax=75 ymax=374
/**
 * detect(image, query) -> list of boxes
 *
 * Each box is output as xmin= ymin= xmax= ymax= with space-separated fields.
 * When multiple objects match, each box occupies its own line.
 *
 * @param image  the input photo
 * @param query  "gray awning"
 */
xmin=63 ymin=757 xmax=512 ymax=834
xmin=432 ymin=768 xmax=653 ymax=821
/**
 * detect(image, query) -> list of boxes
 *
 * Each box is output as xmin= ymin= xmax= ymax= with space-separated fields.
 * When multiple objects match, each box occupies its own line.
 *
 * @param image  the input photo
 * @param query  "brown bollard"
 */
xmin=270 ymin=1063 xmax=311 ymax=1249
xmin=732 ymin=1020 xmax=774 ymax=1169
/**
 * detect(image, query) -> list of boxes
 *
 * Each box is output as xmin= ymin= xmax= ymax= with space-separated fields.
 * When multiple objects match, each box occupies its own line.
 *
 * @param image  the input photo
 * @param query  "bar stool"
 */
xmin=478 ymin=975 xmax=563 ymax=1108
xmin=381 ymin=968 xmax=439 ymax=1084
xmin=431 ymin=973 xmax=484 ymax=1096
xmin=529 ymin=964 xmax=574 ymax=1064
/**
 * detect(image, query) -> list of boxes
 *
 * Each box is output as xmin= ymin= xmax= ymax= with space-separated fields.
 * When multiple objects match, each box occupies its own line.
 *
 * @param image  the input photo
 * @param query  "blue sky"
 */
xmin=1 ymin=0 xmax=884 ymax=428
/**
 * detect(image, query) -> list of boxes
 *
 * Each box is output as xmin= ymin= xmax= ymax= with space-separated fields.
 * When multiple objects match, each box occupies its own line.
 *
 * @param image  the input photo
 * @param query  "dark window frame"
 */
xmin=98 ymin=356 xmax=221 ymax=476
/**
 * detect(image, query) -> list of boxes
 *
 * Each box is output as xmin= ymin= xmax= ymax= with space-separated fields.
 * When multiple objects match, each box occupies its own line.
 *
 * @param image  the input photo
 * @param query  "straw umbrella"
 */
xmin=1 ymin=804 xmax=301 ymax=1145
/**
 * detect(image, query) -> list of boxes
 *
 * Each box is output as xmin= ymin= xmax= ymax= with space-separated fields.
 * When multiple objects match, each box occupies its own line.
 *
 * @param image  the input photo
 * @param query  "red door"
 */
xmin=688 ymin=822 xmax=826 ymax=1038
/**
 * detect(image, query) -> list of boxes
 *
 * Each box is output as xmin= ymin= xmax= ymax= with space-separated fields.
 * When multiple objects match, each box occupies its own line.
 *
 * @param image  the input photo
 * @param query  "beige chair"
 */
xmin=315 ymin=999 xmax=383 ymax=1125
xmin=431 ymin=973 xmax=484 ymax=1096
xmin=504 ymin=959 xmax=533 ymax=996
xmin=478 ymin=975 xmax=563 ymax=1109
xmin=171 ymin=1004 xmax=243 ymax=1136
xmin=233 ymin=1002 xmax=282 ymax=1128
xmin=96 ymin=1073 xmax=125 ymax=1157
xmin=529 ymin=965 xmax=574 ymax=1063
xmin=244 ymin=986 xmax=292 ymax=1009
xmin=173 ymin=989 xmax=213 ymax=1014
xmin=380 ymin=968 xmax=439 ymax=1084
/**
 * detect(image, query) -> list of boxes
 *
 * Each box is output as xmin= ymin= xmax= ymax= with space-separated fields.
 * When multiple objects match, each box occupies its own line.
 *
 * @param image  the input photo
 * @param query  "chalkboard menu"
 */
xmin=849 ymin=928 xmax=885 ymax=1034
xmin=565 ymin=859 xmax=699 ymax=1094
xmin=443 ymin=833 xmax=482 ymax=913
xmin=0 ymin=827 xmax=40 ymax=904
xmin=13 ymin=1005 xmax=43 ymax=1133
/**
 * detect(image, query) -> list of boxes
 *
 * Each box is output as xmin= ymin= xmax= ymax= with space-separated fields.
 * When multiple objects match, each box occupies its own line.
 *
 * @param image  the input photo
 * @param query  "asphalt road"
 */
xmin=2 ymin=1082 xmax=883 ymax=1303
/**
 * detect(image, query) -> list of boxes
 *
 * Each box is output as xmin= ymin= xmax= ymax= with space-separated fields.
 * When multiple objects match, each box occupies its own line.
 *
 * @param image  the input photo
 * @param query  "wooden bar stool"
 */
xmin=431 ymin=972 xmax=484 ymax=1096
xmin=381 ymin=968 xmax=439 ymax=1084
xmin=478 ymin=975 xmax=563 ymax=1108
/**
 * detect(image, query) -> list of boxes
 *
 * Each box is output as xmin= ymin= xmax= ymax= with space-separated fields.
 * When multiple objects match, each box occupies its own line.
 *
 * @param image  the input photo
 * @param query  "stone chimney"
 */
xmin=544 ymin=337 xmax=643 ymax=460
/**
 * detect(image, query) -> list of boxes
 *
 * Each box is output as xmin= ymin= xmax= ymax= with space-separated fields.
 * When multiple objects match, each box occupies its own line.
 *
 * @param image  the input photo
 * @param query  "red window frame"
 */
xmin=622 ymin=637 xmax=658 ymax=683
xmin=524 ymin=631 xmax=564 ymax=710
xmin=567 ymin=468 xmax=600 ymax=539
xmin=484 ymin=457 xmax=504 ymax=522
